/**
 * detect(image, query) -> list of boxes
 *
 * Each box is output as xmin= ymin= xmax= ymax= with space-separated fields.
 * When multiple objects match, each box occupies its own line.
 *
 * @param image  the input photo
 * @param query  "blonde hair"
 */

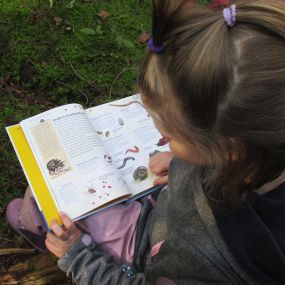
xmin=138 ymin=0 xmax=285 ymax=208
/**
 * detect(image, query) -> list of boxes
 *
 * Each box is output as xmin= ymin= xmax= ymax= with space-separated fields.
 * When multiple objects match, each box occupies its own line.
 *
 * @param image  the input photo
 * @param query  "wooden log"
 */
xmin=0 ymin=248 xmax=35 ymax=255
xmin=0 ymin=252 xmax=71 ymax=285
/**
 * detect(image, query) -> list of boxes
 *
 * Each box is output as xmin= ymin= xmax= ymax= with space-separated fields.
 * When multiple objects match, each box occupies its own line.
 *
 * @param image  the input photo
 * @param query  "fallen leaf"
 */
xmin=27 ymin=13 xmax=41 ymax=24
xmin=67 ymin=0 xmax=76 ymax=8
xmin=138 ymin=32 xmax=151 ymax=44
xmin=54 ymin=16 xmax=63 ymax=26
xmin=80 ymin=27 xmax=96 ymax=35
xmin=98 ymin=10 xmax=111 ymax=20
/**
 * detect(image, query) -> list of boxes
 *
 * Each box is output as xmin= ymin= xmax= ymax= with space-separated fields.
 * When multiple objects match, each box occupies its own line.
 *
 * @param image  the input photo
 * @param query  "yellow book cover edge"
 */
xmin=6 ymin=124 xmax=61 ymax=227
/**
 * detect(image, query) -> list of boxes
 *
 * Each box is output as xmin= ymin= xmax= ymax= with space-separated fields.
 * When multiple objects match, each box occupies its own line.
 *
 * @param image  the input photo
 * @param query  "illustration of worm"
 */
xmin=117 ymin=157 xmax=135 ymax=169
xmin=104 ymin=154 xmax=112 ymax=163
xmin=109 ymin=100 xmax=144 ymax=108
xmin=118 ymin=118 xmax=124 ymax=126
xmin=125 ymin=146 xmax=139 ymax=154
xmin=109 ymin=101 xmax=150 ymax=118
xmin=156 ymin=137 xmax=169 ymax=147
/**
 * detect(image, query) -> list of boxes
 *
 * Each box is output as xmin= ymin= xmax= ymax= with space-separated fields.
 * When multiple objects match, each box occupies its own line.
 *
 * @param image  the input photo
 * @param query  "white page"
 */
xmin=86 ymin=94 xmax=169 ymax=196
xmin=20 ymin=104 xmax=130 ymax=220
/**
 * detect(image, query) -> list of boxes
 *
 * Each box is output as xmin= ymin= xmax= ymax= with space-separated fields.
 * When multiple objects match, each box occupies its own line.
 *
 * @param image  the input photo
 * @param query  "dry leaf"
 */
xmin=54 ymin=16 xmax=63 ymax=26
xmin=98 ymin=10 xmax=111 ymax=20
xmin=138 ymin=32 xmax=151 ymax=44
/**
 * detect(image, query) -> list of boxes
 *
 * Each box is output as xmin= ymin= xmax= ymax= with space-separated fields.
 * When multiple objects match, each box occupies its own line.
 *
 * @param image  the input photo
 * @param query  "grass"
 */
xmin=0 ymin=0 xmax=152 ymax=261
xmin=0 ymin=1 xmax=152 ymax=280
xmin=0 ymin=0 xmax=211 ymax=280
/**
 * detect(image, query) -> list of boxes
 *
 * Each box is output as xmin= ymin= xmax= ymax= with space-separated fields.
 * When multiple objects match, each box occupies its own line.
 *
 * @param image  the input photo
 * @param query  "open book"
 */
xmin=6 ymin=94 xmax=169 ymax=227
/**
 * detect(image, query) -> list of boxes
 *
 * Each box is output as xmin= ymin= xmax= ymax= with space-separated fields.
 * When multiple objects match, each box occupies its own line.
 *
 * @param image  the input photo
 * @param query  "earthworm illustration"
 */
xmin=104 ymin=154 xmax=112 ymax=163
xmin=125 ymin=146 xmax=139 ymax=154
xmin=109 ymin=100 xmax=144 ymax=108
xmin=117 ymin=157 xmax=135 ymax=169
xmin=118 ymin=118 xmax=124 ymax=126
xmin=156 ymin=137 xmax=169 ymax=147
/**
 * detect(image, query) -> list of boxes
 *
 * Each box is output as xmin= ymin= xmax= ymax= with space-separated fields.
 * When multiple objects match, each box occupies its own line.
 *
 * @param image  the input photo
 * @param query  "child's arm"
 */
xmin=149 ymin=151 xmax=174 ymax=185
xmin=47 ymin=213 xmax=147 ymax=284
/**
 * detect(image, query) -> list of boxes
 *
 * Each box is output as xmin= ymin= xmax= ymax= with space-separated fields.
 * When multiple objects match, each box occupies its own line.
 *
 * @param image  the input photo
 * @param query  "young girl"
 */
xmin=7 ymin=0 xmax=285 ymax=284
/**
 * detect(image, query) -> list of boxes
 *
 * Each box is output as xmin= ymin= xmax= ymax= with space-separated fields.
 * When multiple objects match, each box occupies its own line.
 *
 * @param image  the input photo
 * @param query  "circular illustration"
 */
xmin=133 ymin=166 xmax=148 ymax=182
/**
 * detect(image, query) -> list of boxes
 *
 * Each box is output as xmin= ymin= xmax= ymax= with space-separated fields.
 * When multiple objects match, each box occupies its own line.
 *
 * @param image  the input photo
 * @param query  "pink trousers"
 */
xmin=20 ymin=187 xmax=142 ymax=265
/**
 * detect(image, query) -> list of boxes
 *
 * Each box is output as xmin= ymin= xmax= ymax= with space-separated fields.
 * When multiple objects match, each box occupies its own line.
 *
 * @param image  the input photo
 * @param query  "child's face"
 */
xmin=155 ymin=122 xmax=213 ymax=167
xmin=141 ymin=95 xmax=212 ymax=167
xmin=166 ymin=136 xmax=212 ymax=167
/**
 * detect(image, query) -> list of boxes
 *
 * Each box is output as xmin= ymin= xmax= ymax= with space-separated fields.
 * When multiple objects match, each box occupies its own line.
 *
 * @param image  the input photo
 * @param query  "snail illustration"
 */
xmin=133 ymin=166 xmax=148 ymax=181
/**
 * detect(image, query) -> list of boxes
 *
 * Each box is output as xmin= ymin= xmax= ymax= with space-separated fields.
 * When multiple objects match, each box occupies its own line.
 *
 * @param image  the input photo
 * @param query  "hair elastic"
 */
xmin=147 ymin=39 xmax=165 ymax=53
xmin=223 ymin=4 xmax=237 ymax=27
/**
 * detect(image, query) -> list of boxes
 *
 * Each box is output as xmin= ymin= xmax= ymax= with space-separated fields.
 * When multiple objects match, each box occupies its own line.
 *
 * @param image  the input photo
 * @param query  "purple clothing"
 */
xmin=19 ymin=187 xmax=142 ymax=265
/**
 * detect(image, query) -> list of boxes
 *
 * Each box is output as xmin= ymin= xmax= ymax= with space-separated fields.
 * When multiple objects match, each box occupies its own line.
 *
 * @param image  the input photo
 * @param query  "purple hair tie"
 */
xmin=147 ymin=39 xmax=165 ymax=53
xmin=223 ymin=4 xmax=237 ymax=27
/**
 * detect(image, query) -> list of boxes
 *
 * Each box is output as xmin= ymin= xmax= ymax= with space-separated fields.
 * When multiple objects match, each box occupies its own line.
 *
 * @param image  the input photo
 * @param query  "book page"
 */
xmin=20 ymin=104 xmax=130 ymax=220
xmin=86 ymin=94 xmax=169 ymax=196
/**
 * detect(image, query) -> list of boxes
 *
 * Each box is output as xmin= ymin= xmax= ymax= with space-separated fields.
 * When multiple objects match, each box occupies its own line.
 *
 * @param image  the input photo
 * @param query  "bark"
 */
xmin=0 ymin=251 xmax=71 ymax=285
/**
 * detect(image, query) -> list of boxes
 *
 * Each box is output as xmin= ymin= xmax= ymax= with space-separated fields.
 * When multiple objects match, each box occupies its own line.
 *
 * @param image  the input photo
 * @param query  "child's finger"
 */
xmin=46 ymin=231 xmax=61 ymax=245
xmin=158 ymin=170 xmax=168 ymax=177
xmin=60 ymin=212 xmax=78 ymax=233
xmin=151 ymin=163 xmax=167 ymax=175
xmin=149 ymin=154 xmax=161 ymax=165
xmin=45 ymin=238 xmax=58 ymax=253
xmin=50 ymin=220 xmax=69 ymax=241
xmin=45 ymin=238 xmax=62 ymax=258
xmin=154 ymin=175 xmax=168 ymax=186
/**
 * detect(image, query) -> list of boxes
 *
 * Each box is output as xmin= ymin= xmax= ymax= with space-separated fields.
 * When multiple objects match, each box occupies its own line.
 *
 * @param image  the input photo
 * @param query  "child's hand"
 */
xmin=149 ymin=151 xmax=174 ymax=185
xmin=45 ymin=212 xmax=82 ymax=258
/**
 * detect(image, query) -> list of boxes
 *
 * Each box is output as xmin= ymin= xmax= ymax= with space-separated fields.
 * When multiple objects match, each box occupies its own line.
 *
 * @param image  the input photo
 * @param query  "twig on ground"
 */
xmin=69 ymin=61 xmax=98 ymax=92
xmin=108 ymin=66 xmax=137 ymax=100
xmin=0 ymin=248 xmax=36 ymax=255
xmin=0 ymin=237 xmax=13 ymax=242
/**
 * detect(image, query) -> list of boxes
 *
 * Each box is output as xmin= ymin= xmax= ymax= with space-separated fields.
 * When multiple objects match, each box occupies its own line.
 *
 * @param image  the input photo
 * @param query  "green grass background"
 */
xmin=0 ymin=0 xmax=211 ymax=266
xmin=0 ymin=0 xmax=153 ymax=242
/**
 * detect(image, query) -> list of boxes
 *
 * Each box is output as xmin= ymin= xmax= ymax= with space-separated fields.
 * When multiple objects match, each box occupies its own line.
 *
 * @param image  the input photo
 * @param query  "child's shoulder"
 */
xmin=169 ymin=156 xmax=206 ymax=183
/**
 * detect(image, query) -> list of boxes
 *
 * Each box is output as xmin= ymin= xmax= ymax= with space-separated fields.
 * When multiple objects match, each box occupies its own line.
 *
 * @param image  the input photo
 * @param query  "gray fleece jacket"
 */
xmin=58 ymin=157 xmax=257 ymax=284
